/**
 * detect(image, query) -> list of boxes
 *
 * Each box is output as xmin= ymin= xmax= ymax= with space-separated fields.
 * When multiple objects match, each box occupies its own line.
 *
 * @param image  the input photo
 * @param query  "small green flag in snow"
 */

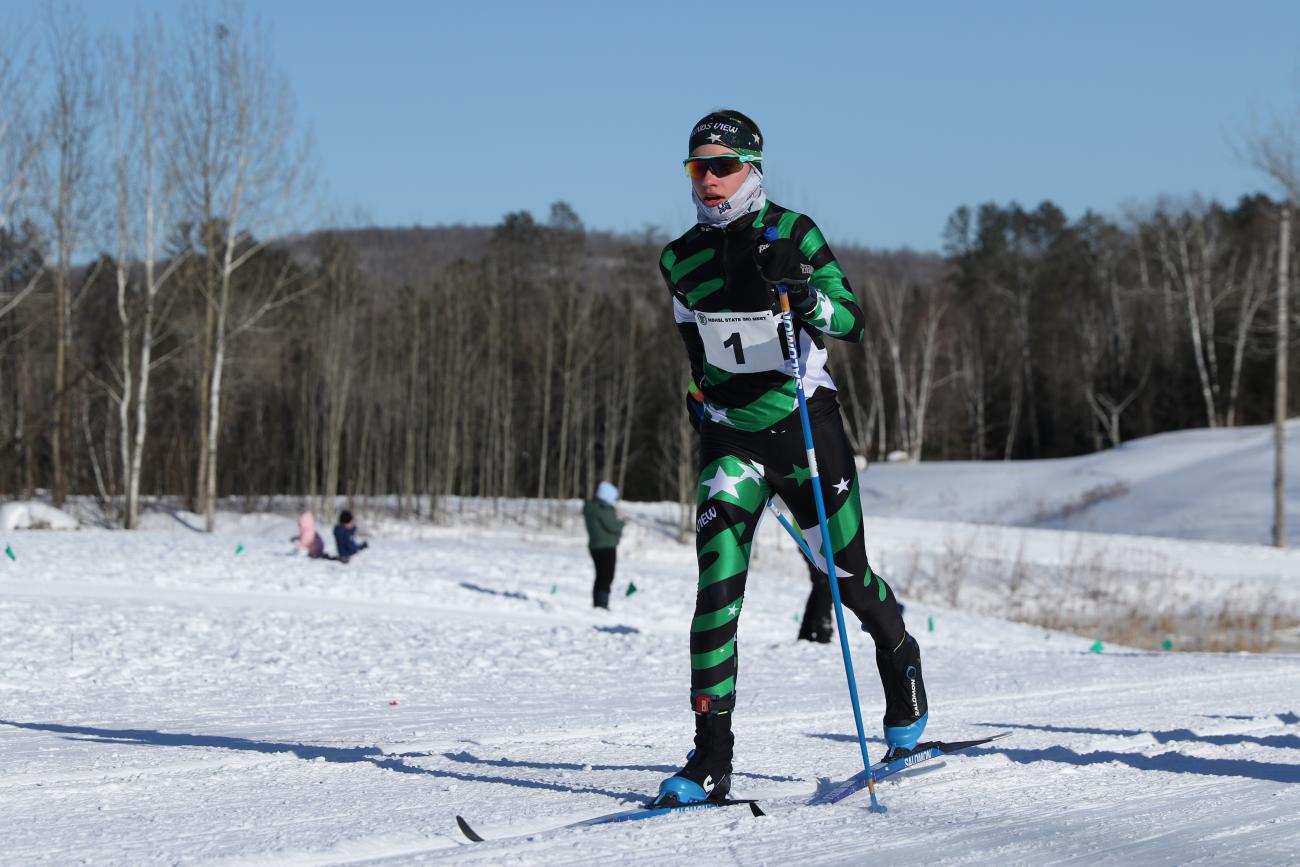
xmin=1089 ymin=640 xmax=1105 ymax=654
xmin=625 ymin=582 xmax=637 ymax=597
xmin=234 ymin=544 xmax=245 ymax=556
xmin=550 ymin=583 xmax=558 ymax=595
xmin=4 ymin=543 xmax=14 ymax=561
xmin=927 ymin=616 xmax=935 ymax=632
xmin=794 ymin=613 xmax=801 ymax=623
xmin=1161 ymin=638 xmax=1173 ymax=651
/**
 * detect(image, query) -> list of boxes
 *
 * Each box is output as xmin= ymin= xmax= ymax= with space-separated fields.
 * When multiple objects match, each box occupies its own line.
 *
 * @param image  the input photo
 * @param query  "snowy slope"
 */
xmin=2 ymin=514 xmax=1299 ymax=865
xmin=860 ymin=421 xmax=1300 ymax=547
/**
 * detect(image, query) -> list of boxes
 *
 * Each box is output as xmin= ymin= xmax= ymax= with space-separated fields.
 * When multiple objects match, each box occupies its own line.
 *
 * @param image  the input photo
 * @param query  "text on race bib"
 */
xmin=695 ymin=310 xmax=788 ymax=374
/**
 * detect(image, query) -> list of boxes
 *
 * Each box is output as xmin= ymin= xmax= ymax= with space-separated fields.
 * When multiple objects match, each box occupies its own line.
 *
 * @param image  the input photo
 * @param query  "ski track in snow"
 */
xmin=1 ymin=520 xmax=1299 ymax=865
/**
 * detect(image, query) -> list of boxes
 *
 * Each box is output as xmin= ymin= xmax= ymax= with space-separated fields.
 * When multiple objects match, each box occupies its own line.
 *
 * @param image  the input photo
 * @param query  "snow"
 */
xmin=2 ymin=424 xmax=1299 ymax=864
xmin=0 ymin=500 xmax=80 ymax=532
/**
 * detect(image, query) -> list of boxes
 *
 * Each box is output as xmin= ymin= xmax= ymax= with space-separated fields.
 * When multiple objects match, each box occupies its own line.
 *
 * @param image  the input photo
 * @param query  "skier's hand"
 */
xmin=754 ymin=238 xmax=815 ymax=315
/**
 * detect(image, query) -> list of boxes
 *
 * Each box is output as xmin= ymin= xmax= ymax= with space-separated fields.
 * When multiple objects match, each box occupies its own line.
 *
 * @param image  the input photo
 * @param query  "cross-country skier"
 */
xmin=655 ymin=109 xmax=929 ymax=806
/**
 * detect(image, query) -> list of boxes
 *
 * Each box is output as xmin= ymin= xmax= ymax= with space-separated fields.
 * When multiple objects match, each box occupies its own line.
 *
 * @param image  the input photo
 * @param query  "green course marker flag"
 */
xmin=927 ymin=616 xmax=935 ymax=632
xmin=550 ymin=583 xmax=558 ymax=595
xmin=1161 ymin=638 xmax=1173 ymax=651
xmin=794 ymin=613 xmax=801 ymax=623
xmin=625 ymin=582 xmax=638 ymax=597
xmin=234 ymin=544 xmax=245 ymax=555
xmin=1089 ymin=640 xmax=1104 ymax=654
xmin=4 ymin=543 xmax=14 ymax=561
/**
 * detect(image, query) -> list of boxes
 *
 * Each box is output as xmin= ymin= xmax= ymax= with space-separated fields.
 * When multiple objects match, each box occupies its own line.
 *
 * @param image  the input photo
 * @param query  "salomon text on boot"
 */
xmin=877 ymin=633 xmax=928 ymax=760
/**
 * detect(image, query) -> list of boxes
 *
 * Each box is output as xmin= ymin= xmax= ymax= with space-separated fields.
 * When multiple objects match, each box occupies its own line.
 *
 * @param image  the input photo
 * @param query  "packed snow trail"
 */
xmin=1 ymin=519 xmax=1298 ymax=865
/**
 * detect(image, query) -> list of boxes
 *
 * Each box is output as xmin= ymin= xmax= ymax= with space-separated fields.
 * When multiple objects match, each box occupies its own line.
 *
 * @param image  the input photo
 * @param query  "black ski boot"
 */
xmin=654 ymin=697 xmax=734 ymax=806
xmin=798 ymin=564 xmax=834 ymax=643
xmin=876 ymin=632 xmax=928 ymax=760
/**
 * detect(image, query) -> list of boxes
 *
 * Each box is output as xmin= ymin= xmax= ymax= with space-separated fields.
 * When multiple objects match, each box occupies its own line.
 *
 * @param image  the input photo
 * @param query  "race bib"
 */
xmin=695 ymin=310 xmax=788 ymax=374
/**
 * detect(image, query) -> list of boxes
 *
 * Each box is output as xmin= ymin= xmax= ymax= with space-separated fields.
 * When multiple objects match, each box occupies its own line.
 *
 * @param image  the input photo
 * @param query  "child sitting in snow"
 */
xmin=293 ymin=511 xmax=326 ymax=559
xmin=333 ymin=510 xmax=368 ymax=564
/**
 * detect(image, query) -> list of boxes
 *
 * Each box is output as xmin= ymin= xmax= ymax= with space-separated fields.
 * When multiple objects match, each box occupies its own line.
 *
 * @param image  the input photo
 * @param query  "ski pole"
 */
xmin=769 ymin=229 xmax=885 ymax=814
xmin=766 ymin=499 xmax=817 ymax=566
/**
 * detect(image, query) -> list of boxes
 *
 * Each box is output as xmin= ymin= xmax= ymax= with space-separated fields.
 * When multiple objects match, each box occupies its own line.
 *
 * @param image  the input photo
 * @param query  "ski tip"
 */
xmin=455 ymin=815 xmax=485 ymax=843
xmin=749 ymin=801 xmax=766 ymax=817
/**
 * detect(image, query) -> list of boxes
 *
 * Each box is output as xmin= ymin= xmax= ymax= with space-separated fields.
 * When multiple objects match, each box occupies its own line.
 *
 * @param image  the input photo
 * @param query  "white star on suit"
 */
xmin=703 ymin=466 xmax=742 ymax=500
xmin=811 ymin=293 xmax=835 ymax=332
xmin=736 ymin=461 xmax=765 ymax=486
xmin=727 ymin=604 xmax=739 ymax=616
xmin=705 ymin=405 xmax=730 ymax=424
xmin=833 ymin=477 xmax=851 ymax=495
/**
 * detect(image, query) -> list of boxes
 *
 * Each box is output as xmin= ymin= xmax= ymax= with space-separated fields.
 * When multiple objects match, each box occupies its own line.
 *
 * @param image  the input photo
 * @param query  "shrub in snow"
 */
xmin=0 ymin=501 xmax=80 ymax=531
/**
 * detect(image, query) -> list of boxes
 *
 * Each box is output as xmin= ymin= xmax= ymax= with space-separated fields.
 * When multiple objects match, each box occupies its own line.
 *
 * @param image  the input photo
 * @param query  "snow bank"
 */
xmin=0 ymin=501 xmax=79 ymax=531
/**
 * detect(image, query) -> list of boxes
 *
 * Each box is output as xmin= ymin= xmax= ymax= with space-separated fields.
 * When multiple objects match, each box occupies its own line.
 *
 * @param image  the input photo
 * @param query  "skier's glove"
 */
xmin=754 ymin=237 xmax=816 ymax=316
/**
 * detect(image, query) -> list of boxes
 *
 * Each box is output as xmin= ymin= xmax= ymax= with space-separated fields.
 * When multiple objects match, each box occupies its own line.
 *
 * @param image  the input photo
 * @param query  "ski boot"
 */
xmin=797 ymin=614 xmax=833 ymax=643
xmin=654 ymin=694 xmax=734 ymax=806
xmin=877 ymin=632 xmax=928 ymax=761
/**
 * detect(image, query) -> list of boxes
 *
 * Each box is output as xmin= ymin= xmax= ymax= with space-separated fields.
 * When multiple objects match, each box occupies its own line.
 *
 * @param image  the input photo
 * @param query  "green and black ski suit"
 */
xmin=661 ymin=200 xmax=906 ymax=711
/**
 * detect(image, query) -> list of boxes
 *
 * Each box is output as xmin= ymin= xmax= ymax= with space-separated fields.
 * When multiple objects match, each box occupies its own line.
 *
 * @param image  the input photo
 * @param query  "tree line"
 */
xmin=2 ymin=5 xmax=1297 ymax=531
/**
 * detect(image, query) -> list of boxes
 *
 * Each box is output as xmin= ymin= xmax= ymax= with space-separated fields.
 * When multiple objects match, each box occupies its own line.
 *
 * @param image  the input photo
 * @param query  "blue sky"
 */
xmin=32 ymin=0 xmax=1300 ymax=250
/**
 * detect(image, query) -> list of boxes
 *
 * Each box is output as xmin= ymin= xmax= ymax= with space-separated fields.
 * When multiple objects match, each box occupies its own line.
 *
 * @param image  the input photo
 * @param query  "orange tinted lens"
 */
xmin=685 ymin=157 xmax=743 ymax=179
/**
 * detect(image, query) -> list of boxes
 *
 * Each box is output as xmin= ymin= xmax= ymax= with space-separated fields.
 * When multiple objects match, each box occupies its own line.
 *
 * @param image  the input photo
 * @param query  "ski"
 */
xmin=809 ymin=731 xmax=1011 ymax=806
xmin=456 ymin=733 xmax=1008 ymax=842
xmin=456 ymin=798 xmax=763 ymax=843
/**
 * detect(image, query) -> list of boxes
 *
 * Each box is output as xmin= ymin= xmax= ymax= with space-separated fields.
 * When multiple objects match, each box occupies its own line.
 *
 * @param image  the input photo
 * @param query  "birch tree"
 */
xmin=102 ymin=20 xmax=186 ymax=528
xmin=173 ymin=1 xmax=313 ymax=530
xmin=37 ymin=7 xmax=99 ymax=505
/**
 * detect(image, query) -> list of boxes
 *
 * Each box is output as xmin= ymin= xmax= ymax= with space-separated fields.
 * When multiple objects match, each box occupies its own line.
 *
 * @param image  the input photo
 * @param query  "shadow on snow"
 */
xmin=974 ymin=722 xmax=1300 ymax=784
xmin=0 ymin=719 xmax=665 ymax=802
xmin=979 ymin=721 xmax=1300 ymax=752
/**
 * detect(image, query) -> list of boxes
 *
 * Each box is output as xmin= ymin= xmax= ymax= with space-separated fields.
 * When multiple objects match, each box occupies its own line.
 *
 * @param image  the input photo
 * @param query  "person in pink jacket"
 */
xmin=293 ymin=511 xmax=325 ymax=558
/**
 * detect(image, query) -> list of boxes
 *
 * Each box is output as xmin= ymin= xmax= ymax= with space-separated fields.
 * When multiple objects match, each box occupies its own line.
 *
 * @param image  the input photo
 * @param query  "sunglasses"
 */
xmin=683 ymin=154 xmax=761 ymax=180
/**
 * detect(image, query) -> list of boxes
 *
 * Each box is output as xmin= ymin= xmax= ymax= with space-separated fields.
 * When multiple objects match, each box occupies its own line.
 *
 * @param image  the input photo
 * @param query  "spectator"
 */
xmin=333 ymin=510 xmax=368 ymax=564
xmin=294 ymin=512 xmax=326 ymax=559
xmin=582 ymin=481 xmax=625 ymax=609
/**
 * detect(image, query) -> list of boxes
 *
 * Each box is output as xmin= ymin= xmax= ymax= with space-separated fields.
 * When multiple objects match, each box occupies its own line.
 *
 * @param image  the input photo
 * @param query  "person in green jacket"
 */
xmin=583 ymin=480 xmax=626 ymax=609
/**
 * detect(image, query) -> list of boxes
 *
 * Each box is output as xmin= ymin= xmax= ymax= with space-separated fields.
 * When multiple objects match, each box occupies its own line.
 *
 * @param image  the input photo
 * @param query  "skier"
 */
xmin=583 ymin=481 xmax=626 ymax=609
xmin=655 ymin=109 xmax=928 ymax=806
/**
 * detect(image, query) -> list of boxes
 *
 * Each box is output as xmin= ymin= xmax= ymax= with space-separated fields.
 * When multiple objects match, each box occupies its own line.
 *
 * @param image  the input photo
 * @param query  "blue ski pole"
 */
xmin=766 ymin=499 xmax=817 ymax=566
xmin=768 ymin=228 xmax=885 ymax=814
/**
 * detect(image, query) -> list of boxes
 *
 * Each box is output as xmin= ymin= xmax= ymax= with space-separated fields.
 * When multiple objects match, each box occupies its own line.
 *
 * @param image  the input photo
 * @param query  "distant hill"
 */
xmin=858 ymin=421 xmax=1300 ymax=547
xmin=277 ymin=222 xmax=660 ymax=289
xmin=277 ymin=225 xmax=495 ymax=289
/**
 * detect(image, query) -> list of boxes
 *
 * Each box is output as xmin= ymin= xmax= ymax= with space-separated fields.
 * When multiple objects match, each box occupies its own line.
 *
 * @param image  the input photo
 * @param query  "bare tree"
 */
xmin=1243 ymin=78 xmax=1300 ymax=547
xmin=0 ymin=27 xmax=45 ymax=324
xmin=862 ymin=257 xmax=949 ymax=460
xmin=173 ymin=0 xmax=313 ymax=530
xmin=36 ymin=6 xmax=100 ymax=505
xmin=102 ymin=19 xmax=185 ymax=528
